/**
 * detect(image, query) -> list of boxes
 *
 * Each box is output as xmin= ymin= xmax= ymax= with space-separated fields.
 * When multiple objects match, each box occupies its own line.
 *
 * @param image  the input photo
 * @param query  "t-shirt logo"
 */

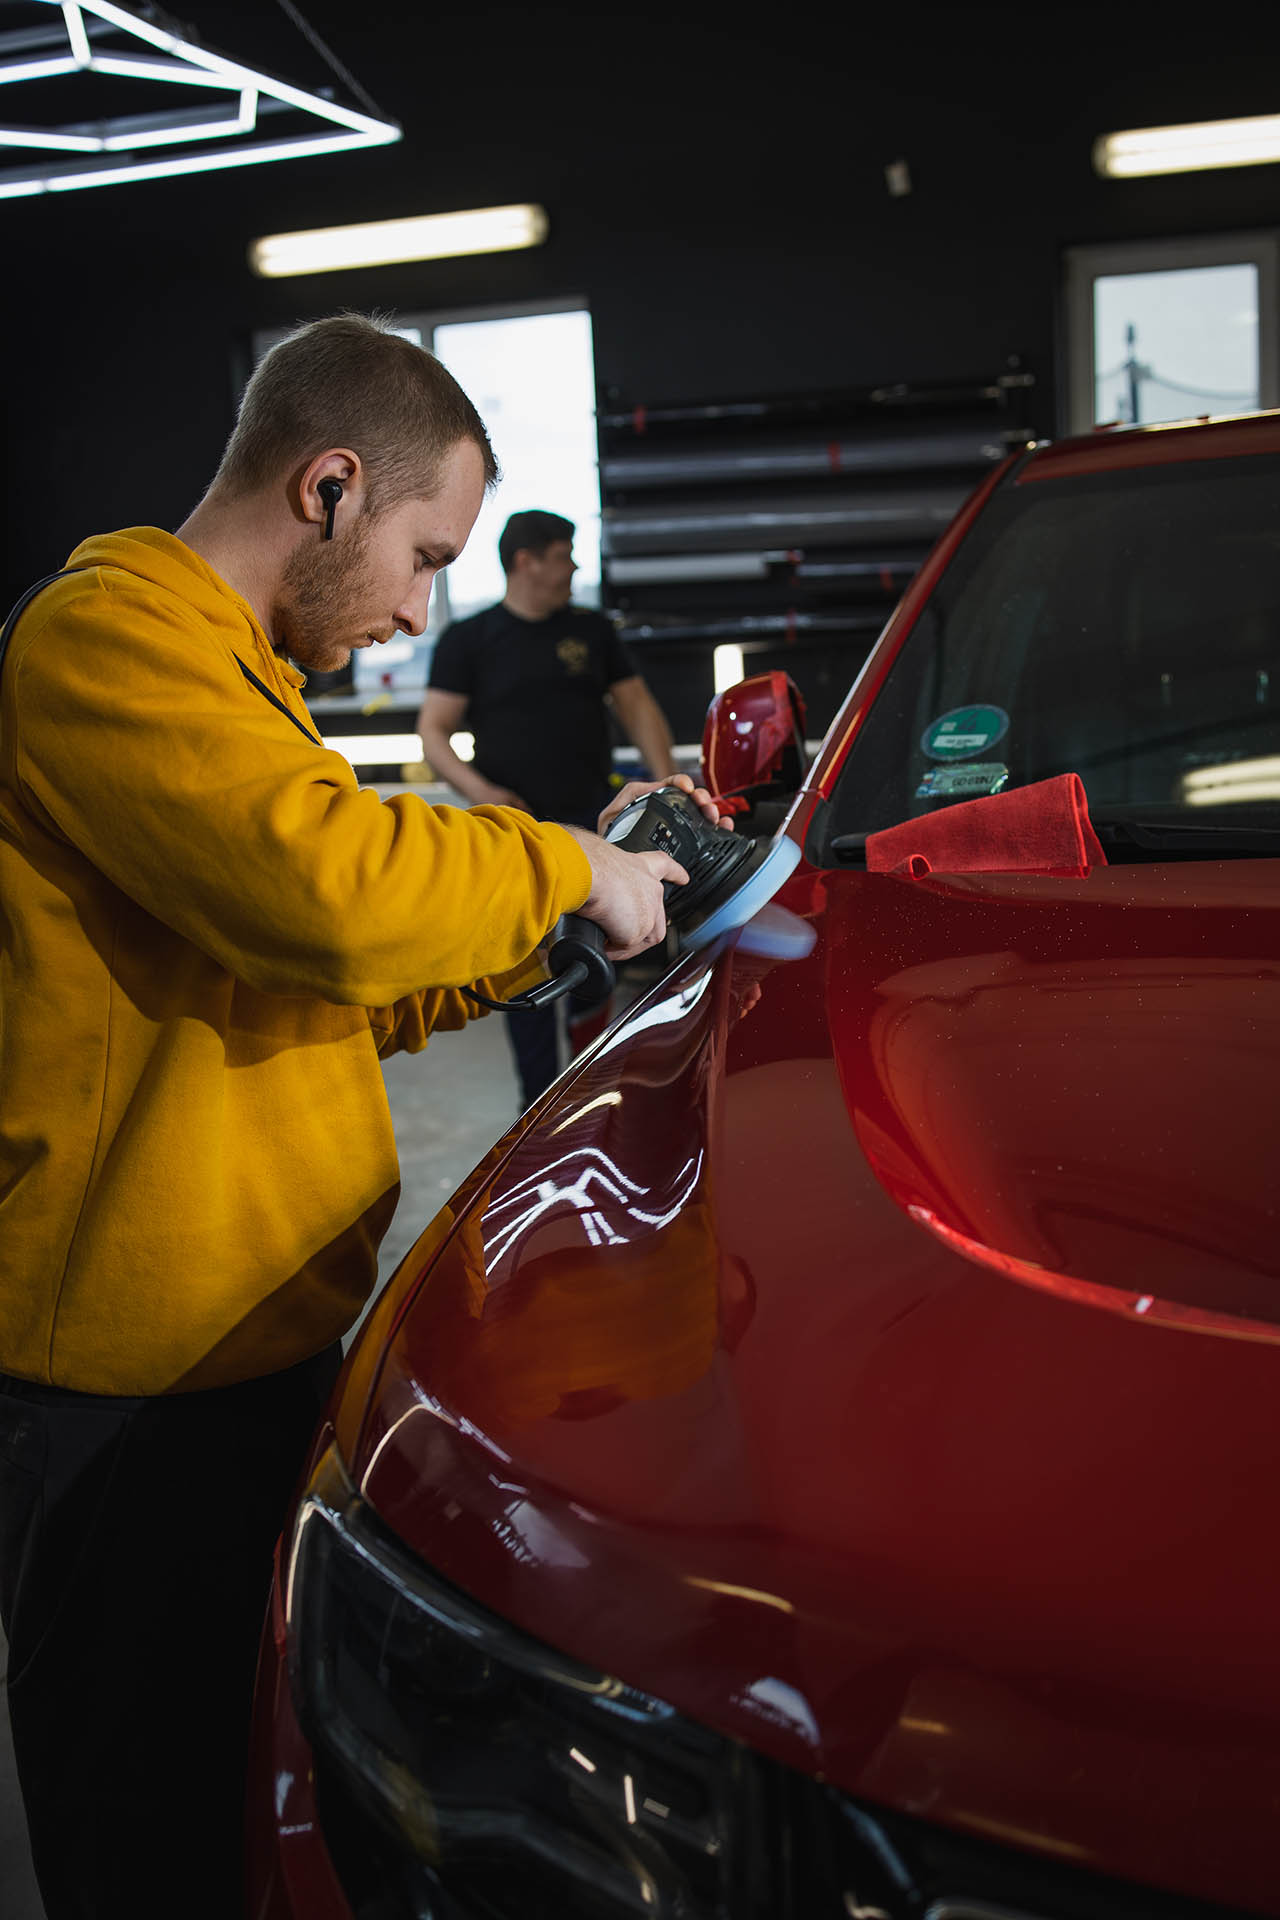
xmin=556 ymin=636 xmax=590 ymax=675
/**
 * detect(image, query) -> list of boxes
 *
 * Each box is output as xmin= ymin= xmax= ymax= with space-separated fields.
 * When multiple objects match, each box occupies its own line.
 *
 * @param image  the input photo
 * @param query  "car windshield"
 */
xmin=826 ymin=449 xmax=1280 ymax=850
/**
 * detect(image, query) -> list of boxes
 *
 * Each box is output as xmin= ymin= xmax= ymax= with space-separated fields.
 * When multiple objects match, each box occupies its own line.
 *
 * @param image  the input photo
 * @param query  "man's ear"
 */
xmin=298 ymin=449 xmax=364 ymax=534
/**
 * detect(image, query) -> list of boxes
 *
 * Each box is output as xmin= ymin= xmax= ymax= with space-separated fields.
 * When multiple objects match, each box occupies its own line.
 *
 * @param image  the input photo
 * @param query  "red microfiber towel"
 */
xmin=865 ymin=773 xmax=1108 ymax=877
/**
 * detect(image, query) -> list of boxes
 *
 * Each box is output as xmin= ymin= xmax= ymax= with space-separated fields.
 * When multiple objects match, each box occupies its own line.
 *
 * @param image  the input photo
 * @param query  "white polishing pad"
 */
xmin=678 ymin=832 xmax=802 ymax=953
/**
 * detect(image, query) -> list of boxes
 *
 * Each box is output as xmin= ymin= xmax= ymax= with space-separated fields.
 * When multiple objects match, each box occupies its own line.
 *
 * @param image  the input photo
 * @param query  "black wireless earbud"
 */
xmin=316 ymin=477 xmax=343 ymax=541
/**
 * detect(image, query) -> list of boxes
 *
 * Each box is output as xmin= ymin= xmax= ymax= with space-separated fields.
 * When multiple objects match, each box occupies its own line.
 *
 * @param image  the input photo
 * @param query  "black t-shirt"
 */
xmin=428 ymin=602 xmax=638 ymax=821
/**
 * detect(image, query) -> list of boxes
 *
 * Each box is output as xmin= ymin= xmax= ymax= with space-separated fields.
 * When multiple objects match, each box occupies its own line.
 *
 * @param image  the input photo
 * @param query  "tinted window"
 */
xmin=831 ymin=453 xmax=1280 ymax=835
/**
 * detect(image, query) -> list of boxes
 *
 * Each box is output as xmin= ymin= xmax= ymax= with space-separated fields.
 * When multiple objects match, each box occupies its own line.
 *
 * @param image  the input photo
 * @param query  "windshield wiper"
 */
xmin=1094 ymin=815 xmax=1280 ymax=858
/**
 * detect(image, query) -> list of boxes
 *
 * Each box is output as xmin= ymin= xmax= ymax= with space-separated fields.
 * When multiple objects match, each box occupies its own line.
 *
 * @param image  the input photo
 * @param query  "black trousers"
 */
xmin=0 ymin=1344 xmax=342 ymax=1920
xmin=505 ymin=995 xmax=562 ymax=1108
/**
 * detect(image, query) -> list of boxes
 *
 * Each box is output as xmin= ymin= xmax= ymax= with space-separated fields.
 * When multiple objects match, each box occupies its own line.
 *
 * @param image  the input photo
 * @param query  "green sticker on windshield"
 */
xmin=921 ymin=705 xmax=1009 ymax=761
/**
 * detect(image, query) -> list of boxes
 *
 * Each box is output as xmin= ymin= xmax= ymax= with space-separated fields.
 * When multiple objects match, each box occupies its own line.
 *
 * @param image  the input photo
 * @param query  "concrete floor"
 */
xmin=0 ymin=992 xmax=536 ymax=1919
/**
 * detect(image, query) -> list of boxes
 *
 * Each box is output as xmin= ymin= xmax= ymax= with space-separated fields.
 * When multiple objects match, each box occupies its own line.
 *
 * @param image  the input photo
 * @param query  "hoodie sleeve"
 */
xmin=369 ymin=951 xmax=549 ymax=1058
xmin=9 ymin=578 xmax=593 ymax=1005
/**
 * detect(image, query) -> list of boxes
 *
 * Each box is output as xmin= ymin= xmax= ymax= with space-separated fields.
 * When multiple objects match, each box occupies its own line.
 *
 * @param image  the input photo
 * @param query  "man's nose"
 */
xmin=395 ymin=572 xmax=434 ymax=637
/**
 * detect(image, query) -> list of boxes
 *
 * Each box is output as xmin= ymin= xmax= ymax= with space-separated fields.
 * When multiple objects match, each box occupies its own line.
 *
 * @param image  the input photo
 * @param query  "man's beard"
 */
xmin=276 ymin=513 xmax=377 ymax=673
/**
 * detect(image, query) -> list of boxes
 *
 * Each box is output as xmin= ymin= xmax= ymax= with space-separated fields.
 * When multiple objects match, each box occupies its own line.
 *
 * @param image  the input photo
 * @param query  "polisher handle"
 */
xmin=547 ymin=913 xmax=615 ymax=1008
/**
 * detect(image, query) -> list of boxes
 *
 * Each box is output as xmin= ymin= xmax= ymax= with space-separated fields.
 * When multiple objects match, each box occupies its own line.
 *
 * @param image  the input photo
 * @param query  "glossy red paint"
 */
xmin=344 ymin=854 xmax=1280 ymax=1915
xmin=1017 ymin=409 xmax=1280 ymax=483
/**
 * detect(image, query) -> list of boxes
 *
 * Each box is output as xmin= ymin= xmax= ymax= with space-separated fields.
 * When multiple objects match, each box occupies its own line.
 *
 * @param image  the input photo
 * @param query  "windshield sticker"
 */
xmin=917 ymin=762 xmax=1010 ymax=800
xmin=921 ymin=704 xmax=1010 ymax=760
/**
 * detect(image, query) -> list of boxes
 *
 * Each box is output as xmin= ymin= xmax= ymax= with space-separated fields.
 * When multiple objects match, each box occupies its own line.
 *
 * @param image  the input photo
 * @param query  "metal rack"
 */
xmin=597 ymin=360 xmax=1039 ymax=742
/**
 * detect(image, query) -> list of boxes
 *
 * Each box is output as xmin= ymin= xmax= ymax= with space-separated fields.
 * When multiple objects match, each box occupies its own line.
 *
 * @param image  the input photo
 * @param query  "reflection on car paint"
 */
xmin=907 ymin=1199 xmax=1280 ymax=1348
xmin=481 ymin=1144 xmax=704 ymax=1267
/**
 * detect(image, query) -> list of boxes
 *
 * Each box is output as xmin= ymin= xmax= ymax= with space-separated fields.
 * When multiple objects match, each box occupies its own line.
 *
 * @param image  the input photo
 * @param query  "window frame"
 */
xmin=1061 ymin=232 xmax=1279 ymax=436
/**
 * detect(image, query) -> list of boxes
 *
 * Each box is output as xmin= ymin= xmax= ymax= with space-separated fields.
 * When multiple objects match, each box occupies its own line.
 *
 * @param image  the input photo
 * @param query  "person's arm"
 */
xmin=371 ymin=802 xmax=693 ymax=1057
xmin=607 ymin=674 xmax=676 ymax=782
xmin=415 ymin=687 xmax=529 ymax=809
xmin=370 ymin=950 xmax=549 ymax=1057
xmin=14 ymin=583 xmax=689 ymax=1012
xmin=11 ymin=583 xmax=590 ymax=1007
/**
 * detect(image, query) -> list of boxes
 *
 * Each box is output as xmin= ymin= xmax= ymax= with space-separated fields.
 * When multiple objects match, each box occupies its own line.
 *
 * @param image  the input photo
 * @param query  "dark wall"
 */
xmin=4 ymin=5 xmax=1279 ymax=639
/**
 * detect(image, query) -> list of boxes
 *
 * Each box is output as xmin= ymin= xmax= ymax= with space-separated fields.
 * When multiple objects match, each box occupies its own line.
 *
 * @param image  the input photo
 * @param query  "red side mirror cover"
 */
xmin=701 ymin=670 xmax=807 ymax=796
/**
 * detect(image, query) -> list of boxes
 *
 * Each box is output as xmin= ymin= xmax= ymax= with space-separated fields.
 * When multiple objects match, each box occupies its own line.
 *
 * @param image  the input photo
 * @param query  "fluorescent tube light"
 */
xmin=1094 ymin=114 xmax=1280 ymax=178
xmin=713 ymin=644 xmax=745 ymax=693
xmin=100 ymin=92 xmax=256 ymax=150
xmin=322 ymin=733 xmax=425 ymax=766
xmin=316 ymin=732 xmax=476 ymax=769
xmin=0 ymin=56 xmax=81 ymax=85
xmin=0 ymin=127 xmax=101 ymax=151
xmin=22 ymin=130 xmax=390 ymax=195
xmin=1181 ymin=753 xmax=1280 ymax=803
xmin=1184 ymin=778 xmax=1280 ymax=805
xmin=249 ymin=204 xmax=549 ymax=278
xmin=85 ymin=54 xmax=245 ymax=89
xmin=0 ymin=0 xmax=400 ymax=197
xmin=98 ymin=114 xmax=249 ymax=151
xmin=63 ymin=3 xmax=93 ymax=65
xmin=1181 ymin=753 xmax=1280 ymax=789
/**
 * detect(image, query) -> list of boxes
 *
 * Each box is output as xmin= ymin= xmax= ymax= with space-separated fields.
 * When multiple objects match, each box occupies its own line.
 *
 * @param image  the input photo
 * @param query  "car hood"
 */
xmin=353 ymin=855 xmax=1280 ymax=1912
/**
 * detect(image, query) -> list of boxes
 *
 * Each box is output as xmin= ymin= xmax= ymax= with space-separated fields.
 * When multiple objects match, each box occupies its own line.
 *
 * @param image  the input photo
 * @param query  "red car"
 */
xmin=248 ymin=411 xmax=1280 ymax=1920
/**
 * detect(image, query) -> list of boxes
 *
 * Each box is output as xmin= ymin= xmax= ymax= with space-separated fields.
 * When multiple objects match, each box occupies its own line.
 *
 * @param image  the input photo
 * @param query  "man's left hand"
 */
xmin=598 ymin=771 xmax=734 ymax=838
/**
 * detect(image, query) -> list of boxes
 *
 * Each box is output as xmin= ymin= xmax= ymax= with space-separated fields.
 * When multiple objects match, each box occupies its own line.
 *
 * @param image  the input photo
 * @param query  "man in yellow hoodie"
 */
xmin=0 ymin=313 xmax=709 ymax=1919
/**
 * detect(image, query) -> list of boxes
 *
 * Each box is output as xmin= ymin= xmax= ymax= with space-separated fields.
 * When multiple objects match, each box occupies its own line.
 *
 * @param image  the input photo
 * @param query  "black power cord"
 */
xmin=463 ymin=916 xmax=614 ymax=1013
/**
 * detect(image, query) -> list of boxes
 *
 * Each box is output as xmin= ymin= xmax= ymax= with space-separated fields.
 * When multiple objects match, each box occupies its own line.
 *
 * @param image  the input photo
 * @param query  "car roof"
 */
xmin=1015 ymin=407 xmax=1280 ymax=483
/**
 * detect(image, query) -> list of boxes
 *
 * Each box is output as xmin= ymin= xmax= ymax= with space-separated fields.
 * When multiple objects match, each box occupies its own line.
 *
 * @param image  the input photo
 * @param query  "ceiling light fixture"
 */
xmin=0 ymin=0 xmax=399 ymax=198
xmin=1094 ymin=114 xmax=1280 ymax=178
xmin=320 ymin=733 xmax=426 ymax=768
xmin=248 ymin=204 xmax=550 ymax=277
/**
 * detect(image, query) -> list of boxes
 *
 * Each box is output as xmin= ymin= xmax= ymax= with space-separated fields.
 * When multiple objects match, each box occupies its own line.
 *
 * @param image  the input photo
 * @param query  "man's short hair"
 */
xmin=498 ymin=509 xmax=575 ymax=573
xmin=213 ymin=312 xmax=499 ymax=513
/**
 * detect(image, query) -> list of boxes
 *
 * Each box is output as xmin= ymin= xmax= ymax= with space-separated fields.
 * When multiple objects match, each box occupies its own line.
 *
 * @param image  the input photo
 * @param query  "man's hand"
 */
xmin=478 ymin=782 xmax=531 ymax=811
xmin=598 ymin=770 xmax=735 ymax=838
xmin=562 ymin=827 xmax=688 ymax=962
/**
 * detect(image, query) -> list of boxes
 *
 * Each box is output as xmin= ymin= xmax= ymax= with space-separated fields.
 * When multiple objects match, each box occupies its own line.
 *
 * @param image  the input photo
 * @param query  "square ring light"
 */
xmin=0 ymin=0 xmax=400 ymax=198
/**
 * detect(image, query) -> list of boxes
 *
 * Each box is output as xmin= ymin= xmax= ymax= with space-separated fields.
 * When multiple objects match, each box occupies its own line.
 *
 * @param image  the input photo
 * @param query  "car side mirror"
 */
xmin=700 ymin=670 xmax=808 ymax=801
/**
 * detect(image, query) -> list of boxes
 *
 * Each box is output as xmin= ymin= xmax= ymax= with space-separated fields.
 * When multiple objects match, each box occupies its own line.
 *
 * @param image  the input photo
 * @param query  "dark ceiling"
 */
xmin=3 ymin=0 xmax=1279 ymax=608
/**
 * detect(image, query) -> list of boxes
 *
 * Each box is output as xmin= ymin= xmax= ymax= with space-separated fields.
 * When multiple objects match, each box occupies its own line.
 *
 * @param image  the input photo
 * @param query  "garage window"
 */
xmin=1062 ymin=234 xmax=1279 ymax=434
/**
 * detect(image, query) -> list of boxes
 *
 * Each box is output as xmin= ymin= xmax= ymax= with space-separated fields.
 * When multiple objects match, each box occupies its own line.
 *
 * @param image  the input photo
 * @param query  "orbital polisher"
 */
xmin=468 ymin=785 xmax=801 ymax=1016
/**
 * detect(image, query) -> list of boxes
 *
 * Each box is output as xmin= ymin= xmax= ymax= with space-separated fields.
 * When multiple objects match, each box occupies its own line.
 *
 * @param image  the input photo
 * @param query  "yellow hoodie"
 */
xmin=0 ymin=528 xmax=592 ymax=1394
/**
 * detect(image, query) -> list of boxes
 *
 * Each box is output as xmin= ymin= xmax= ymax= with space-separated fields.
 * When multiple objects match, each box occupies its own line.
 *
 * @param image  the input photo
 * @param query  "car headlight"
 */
xmin=285 ymin=1445 xmax=1235 ymax=1920
xmin=287 ymin=1444 xmax=776 ymax=1918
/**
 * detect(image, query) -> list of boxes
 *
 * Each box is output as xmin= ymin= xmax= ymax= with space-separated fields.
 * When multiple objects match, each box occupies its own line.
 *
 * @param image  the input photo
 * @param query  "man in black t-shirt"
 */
xmin=417 ymin=508 xmax=677 ymax=1105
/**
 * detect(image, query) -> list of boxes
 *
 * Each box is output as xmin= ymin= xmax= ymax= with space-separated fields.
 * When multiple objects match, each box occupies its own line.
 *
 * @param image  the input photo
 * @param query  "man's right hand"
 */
xmin=562 ymin=827 xmax=688 ymax=961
